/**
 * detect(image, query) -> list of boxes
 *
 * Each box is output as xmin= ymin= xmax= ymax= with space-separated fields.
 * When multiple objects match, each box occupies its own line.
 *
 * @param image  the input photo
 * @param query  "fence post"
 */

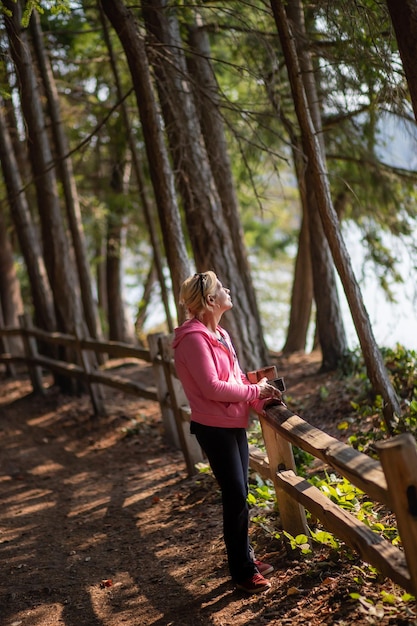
xmin=74 ymin=332 xmax=106 ymax=417
xmin=259 ymin=413 xmax=310 ymax=539
xmin=148 ymin=332 xmax=180 ymax=448
xmin=376 ymin=433 xmax=417 ymax=595
xmin=0 ymin=307 xmax=16 ymax=377
xmin=157 ymin=334 xmax=205 ymax=476
xmin=18 ymin=313 xmax=44 ymax=394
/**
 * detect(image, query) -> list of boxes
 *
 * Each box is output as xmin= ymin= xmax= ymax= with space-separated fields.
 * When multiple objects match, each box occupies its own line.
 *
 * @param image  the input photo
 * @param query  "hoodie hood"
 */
xmin=173 ymin=317 xmax=218 ymax=349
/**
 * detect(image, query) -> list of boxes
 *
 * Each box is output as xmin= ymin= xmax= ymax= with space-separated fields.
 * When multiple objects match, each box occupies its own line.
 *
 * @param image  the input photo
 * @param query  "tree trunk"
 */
xmin=98 ymin=1 xmax=174 ymax=334
xmin=106 ymin=213 xmax=126 ymax=342
xmin=281 ymin=0 xmax=347 ymax=370
xmin=142 ymin=0 xmax=268 ymax=368
xmin=0 ymin=97 xmax=56 ymax=333
xmin=277 ymin=113 xmax=314 ymax=353
xmin=0 ymin=208 xmax=24 ymax=354
xmin=305 ymin=170 xmax=347 ymax=371
xmin=135 ymin=260 xmax=158 ymax=337
xmin=100 ymin=0 xmax=191 ymax=320
xmin=96 ymin=237 xmax=107 ymax=324
xmin=106 ymin=161 xmax=135 ymax=343
xmin=185 ymin=10 xmax=267 ymax=358
xmin=30 ymin=11 xmax=103 ymax=342
xmin=269 ymin=0 xmax=401 ymax=427
xmin=282 ymin=212 xmax=313 ymax=353
xmin=4 ymin=0 xmax=86 ymax=341
xmin=386 ymin=0 xmax=417 ymax=122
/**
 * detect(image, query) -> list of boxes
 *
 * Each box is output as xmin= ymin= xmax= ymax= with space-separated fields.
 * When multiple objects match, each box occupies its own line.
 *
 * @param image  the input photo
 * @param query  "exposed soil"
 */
xmin=0 ymin=351 xmax=416 ymax=626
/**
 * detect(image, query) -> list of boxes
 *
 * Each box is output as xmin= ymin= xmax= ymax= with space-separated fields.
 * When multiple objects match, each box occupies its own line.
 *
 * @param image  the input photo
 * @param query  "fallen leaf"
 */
xmin=100 ymin=579 xmax=113 ymax=588
xmin=287 ymin=586 xmax=301 ymax=596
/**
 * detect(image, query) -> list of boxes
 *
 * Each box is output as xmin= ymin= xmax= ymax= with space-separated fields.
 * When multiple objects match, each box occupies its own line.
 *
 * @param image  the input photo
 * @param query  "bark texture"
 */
xmin=142 ymin=0 xmax=268 ymax=368
xmin=30 ymin=11 xmax=102 ymax=342
xmin=0 ymin=208 xmax=24 ymax=356
xmin=386 ymin=0 xmax=417 ymax=122
xmin=98 ymin=2 xmax=173 ymax=333
xmin=4 ymin=0 xmax=86 ymax=338
xmin=100 ymin=0 xmax=191 ymax=321
xmin=0 ymin=98 xmax=56 ymax=332
xmin=186 ymin=12 xmax=266 ymax=356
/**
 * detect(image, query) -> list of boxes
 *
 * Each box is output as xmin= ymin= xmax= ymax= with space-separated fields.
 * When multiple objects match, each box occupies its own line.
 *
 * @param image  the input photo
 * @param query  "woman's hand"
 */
xmin=257 ymin=377 xmax=282 ymax=401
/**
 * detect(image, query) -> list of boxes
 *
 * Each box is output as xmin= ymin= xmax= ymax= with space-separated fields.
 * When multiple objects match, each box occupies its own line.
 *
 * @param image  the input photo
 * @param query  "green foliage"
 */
xmin=282 ymin=531 xmax=311 ymax=554
xmin=310 ymin=529 xmax=339 ymax=550
xmin=292 ymin=446 xmax=315 ymax=476
xmin=339 ymin=344 xmax=417 ymax=444
xmin=349 ymin=588 xmax=415 ymax=618
xmin=309 ymin=471 xmax=363 ymax=512
xmin=319 ymin=385 xmax=329 ymax=400
xmin=1 ymin=0 xmax=70 ymax=25
xmin=248 ymin=474 xmax=276 ymax=509
xmin=194 ymin=461 xmax=212 ymax=475
xmin=248 ymin=419 xmax=314 ymax=477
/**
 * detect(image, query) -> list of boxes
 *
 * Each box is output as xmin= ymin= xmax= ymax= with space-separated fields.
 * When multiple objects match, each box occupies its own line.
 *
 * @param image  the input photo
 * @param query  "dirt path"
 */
xmin=0 ymin=359 xmax=416 ymax=626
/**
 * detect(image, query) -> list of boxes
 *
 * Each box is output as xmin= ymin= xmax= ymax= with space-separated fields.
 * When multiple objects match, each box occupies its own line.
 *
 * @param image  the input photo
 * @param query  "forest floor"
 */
xmin=0 ymin=350 xmax=416 ymax=626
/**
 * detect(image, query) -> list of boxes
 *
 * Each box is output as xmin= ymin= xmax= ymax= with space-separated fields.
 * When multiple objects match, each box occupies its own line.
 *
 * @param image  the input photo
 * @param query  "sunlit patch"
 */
xmin=72 ymin=532 xmax=107 ymax=553
xmin=0 ymin=426 xmax=22 ymax=439
xmin=68 ymin=436 xmax=118 ymax=456
xmin=123 ymin=491 xmax=149 ymax=508
xmin=7 ymin=499 xmax=56 ymax=517
xmin=66 ymin=477 xmax=111 ymax=521
xmin=87 ymin=571 xmax=161 ymax=622
xmin=27 ymin=404 xmax=73 ymax=427
xmin=0 ymin=380 xmax=33 ymax=407
xmin=2 ymin=487 xmax=54 ymax=506
xmin=63 ymin=471 xmax=91 ymax=486
xmin=30 ymin=461 xmax=65 ymax=476
xmin=66 ymin=496 xmax=110 ymax=519
xmin=7 ymin=602 xmax=64 ymax=625
xmin=0 ymin=522 xmax=34 ymax=545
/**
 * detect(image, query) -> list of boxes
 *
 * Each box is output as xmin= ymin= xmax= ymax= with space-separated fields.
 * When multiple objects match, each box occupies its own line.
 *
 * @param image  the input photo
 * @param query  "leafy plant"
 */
xmin=282 ymin=531 xmax=311 ymax=554
xmin=309 ymin=471 xmax=363 ymax=512
xmin=310 ymin=529 xmax=340 ymax=549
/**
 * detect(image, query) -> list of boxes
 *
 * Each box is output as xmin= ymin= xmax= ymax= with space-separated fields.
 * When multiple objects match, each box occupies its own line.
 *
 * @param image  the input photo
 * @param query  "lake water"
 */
xmin=131 ymin=225 xmax=416 ymax=354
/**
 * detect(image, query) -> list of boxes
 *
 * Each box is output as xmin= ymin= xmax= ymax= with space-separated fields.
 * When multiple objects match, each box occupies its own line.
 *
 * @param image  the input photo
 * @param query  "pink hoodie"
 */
xmin=172 ymin=318 xmax=265 ymax=428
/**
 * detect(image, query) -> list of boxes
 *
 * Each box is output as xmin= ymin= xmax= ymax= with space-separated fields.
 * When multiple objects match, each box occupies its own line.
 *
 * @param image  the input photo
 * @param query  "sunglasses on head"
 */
xmin=195 ymin=273 xmax=206 ymax=298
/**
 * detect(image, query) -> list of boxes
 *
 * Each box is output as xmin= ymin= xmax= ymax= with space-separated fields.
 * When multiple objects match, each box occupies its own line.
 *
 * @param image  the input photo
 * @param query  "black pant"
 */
xmin=190 ymin=421 xmax=257 ymax=583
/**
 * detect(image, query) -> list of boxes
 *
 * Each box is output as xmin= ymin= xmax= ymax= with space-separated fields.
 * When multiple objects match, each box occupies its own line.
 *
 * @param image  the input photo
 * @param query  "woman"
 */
xmin=172 ymin=271 xmax=282 ymax=594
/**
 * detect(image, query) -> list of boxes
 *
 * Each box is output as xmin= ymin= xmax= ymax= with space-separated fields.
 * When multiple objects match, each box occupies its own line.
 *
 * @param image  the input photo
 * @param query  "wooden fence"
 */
xmin=1 ymin=323 xmax=417 ymax=595
xmin=0 ymin=315 xmax=157 ymax=412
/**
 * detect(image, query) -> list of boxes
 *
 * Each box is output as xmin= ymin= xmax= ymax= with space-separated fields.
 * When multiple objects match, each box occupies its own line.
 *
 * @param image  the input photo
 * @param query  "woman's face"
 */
xmin=214 ymin=280 xmax=233 ymax=312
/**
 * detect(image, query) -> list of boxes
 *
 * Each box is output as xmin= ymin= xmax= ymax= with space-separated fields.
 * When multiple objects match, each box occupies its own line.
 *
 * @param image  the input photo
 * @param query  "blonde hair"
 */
xmin=179 ymin=271 xmax=218 ymax=318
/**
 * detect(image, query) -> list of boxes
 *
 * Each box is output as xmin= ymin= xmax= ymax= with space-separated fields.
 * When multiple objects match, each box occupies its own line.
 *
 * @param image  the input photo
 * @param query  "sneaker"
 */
xmin=254 ymin=559 xmax=274 ymax=576
xmin=236 ymin=572 xmax=271 ymax=594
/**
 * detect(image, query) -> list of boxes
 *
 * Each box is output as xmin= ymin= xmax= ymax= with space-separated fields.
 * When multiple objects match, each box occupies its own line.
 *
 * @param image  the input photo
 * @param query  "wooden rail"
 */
xmin=0 ymin=320 xmax=158 ymax=415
